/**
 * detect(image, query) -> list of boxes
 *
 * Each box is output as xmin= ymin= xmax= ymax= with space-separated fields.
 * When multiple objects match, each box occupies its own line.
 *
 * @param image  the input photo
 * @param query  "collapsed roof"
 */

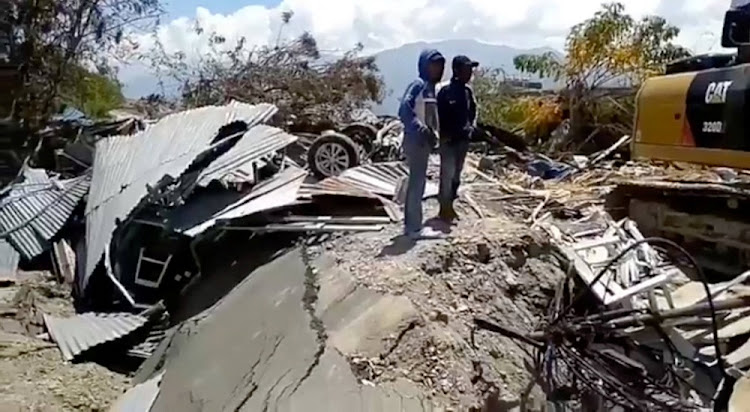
xmin=0 ymin=168 xmax=90 ymax=261
xmin=82 ymin=101 xmax=298 ymax=292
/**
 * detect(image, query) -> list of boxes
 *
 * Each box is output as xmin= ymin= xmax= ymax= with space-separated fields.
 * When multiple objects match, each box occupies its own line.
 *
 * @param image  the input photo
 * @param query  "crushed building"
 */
xmin=5 ymin=96 xmax=750 ymax=410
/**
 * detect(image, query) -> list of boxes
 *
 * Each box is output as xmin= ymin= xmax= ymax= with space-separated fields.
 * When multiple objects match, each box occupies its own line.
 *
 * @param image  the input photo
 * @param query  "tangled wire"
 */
xmin=474 ymin=237 xmax=722 ymax=411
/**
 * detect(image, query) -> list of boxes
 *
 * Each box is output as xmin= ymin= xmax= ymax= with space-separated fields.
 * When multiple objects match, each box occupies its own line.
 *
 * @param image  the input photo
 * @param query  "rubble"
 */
xmin=2 ymin=95 xmax=750 ymax=411
xmin=0 ymin=168 xmax=90 ymax=261
xmin=0 ymin=332 xmax=131 ymax=412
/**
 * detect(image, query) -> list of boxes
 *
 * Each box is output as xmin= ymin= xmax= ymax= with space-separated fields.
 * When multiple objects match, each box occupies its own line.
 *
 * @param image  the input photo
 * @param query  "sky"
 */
xmin=118 ymin=0 xmax=731 ymax=97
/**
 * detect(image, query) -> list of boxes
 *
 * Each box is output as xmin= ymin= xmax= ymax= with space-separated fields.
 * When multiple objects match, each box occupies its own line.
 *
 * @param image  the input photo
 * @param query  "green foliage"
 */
xmin=472 ymin=68 xmax=514 ymax=128
xmin=149 ymin=12 xmax=384 ymax=127
xmin=515 ymin=2 xmax=690 ymax=89
xmin=513 ymin=53 xmax=563 ymax=81
xmin=4 ymin=0 xmax=162 ymax=129
xmin=472 ymin=68 xmax=563 ymax=145
xmin=60 ymin=67 xmax=125 ymax=119
xmin=511 ymin=2 xmax=690 ymax=150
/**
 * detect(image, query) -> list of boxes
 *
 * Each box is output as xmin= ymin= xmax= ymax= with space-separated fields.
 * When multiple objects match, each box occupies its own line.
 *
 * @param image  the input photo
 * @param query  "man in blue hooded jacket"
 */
xmin=398 ymin=49 xmax=445 ymax=240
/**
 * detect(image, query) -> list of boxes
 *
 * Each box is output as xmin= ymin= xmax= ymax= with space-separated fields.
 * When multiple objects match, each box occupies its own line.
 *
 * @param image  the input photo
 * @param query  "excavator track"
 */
xmin=607 ymin=180 xmax=750 ymax=277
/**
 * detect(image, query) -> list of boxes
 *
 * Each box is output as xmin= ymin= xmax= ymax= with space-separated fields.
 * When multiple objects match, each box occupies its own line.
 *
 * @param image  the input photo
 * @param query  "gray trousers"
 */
xmin=403 ymin=139 xmax=431 ymax=235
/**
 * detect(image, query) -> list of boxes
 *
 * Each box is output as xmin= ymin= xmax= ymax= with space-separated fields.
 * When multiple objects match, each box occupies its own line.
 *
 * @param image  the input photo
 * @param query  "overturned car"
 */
xmin=304 ymin=116 xmax=405 ymax=179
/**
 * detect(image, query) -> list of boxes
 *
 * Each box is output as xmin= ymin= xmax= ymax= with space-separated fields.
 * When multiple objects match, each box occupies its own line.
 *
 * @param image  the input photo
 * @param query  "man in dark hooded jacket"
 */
xmin=398 ymin=49 xmax=445 ymax=239
xmin=436 ymin=55 xmax=479 ymax=221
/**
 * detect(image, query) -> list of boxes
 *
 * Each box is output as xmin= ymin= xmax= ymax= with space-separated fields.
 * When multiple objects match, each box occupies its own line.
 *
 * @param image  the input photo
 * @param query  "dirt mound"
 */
xmin=0 ymin=275 xmax=130 ymax=411
xmin=311 ymin=199 xmax=564 ymax=410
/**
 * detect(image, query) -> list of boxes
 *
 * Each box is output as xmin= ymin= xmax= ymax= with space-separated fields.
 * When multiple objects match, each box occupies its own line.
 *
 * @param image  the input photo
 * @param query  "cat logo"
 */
xmin=705 ymin=81 xmax=733 ymax=104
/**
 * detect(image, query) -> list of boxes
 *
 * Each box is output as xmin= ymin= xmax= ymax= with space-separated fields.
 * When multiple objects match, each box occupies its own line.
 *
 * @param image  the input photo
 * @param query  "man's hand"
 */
xmin=463 ymin=125 xmax=476 ymax=141
xmin=427 ymin=128 xmax=439 ymax=149
xmin=417 ymin=123 xmax=431 ymax=136
xmin=419 ymin=124 xmax=438 ymax=147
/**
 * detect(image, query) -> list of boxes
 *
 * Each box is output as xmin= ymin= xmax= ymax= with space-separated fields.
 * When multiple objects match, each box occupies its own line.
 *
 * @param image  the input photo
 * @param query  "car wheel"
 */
xmin=307 ymin=131 xmax=361 ymax=179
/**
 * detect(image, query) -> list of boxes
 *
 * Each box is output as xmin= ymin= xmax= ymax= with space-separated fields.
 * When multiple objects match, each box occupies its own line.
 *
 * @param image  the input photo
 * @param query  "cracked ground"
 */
xmin=306 ymin=197 xmax=564 ymax=410
xmin=138 ymin=162 xmax=609 ymax=411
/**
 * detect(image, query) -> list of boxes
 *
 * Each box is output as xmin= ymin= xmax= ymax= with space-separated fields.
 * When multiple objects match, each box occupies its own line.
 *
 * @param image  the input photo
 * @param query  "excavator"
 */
xmin=619 ymin=0 xmax=750 ymax=276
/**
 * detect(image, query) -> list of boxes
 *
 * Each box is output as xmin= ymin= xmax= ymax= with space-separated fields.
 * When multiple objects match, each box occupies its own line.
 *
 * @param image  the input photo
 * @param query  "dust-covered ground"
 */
xmin=0 ymin=276 xmax=131 ymax=412
xmin=308 ymin=186 xmax=570 ymax=410
xmin=302 ymin=154 xmax=644 ymax=409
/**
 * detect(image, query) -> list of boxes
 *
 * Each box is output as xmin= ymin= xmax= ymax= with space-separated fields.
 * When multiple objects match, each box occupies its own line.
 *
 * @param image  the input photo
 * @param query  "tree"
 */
xmin=513 ymin=2 xmax=690 ymax=149
xmin=148 ymin=13 xmax=384 ymax=128
xmin=472 ymin=67 xmax=513 ymax=128
xmin=3 ymin=0 xmax=162 ymax=129
xmin=472 ymin=68 xmax=563 ymax=146
xmin=59 ymin=66 xmax=125 ymax=119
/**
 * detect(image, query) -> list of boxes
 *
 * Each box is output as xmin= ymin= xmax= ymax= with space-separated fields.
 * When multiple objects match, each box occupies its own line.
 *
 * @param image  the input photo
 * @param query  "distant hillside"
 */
xmin=119 ymin=39 xmax=563 ymax=115
xmin=374 ymin=39 xmax=561 ymax=115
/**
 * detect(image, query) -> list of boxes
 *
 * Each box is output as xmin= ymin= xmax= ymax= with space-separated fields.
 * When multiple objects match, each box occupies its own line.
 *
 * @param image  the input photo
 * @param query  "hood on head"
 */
xmin=418 ymin=49 xmax=445 ymax=81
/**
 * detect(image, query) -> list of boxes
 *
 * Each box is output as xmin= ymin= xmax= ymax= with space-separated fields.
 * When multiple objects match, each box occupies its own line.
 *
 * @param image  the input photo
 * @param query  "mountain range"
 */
xmin=120 ymin=39 xmax=561 ymax=116
xmin=372 ymin=39 xmax=559 ymax=114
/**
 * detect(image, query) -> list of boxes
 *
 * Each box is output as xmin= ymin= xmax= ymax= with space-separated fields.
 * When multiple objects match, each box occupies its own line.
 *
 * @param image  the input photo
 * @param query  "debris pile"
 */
xmin=2 ymin=97 xmax=750 ymax=411
xmin=0 ymin=100 xmax=413 ymax=409
xmin=475 ymin=208 xmax=750 ymax=410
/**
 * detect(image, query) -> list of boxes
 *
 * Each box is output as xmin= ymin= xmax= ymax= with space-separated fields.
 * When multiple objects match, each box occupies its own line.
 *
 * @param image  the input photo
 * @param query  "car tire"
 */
xmin=307 ymin=131 xmax=361 ymax=179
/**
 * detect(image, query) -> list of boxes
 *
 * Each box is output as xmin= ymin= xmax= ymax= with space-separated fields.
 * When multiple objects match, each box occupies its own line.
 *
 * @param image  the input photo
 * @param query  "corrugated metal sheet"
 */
xmin=0 ymin=169 xmax=91 ymax=260
xmin=196 ymin=125 xmax=298 ymax=187
xmin=304 ymin=162 xmax=438 ymax=200
xmin=84 ymin=101 xmax=278 ymax=290
xmin=225 ymin=221 xmax=385 ymax=233
xmin=53 ymin=106 xmax=92 ymax=125
xmin=109 ymin=371 xmax=164 ymax=412
xmin=43 ymin=312 xmax=148 ymax=361
xmin=299 ymin=174 xmax=403 ymax=223
xmin=0 ymin=239 xmax=19 ymax=281
xmin=176 ymin=166 xmax=307 ymax=237
xmin=299 ymin=177 xmax=377 ymax=200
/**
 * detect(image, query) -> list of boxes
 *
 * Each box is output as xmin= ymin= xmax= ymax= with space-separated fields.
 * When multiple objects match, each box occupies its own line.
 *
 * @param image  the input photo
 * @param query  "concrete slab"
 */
xmin=730 ymin=375 xmax=750 ymax=412
xmin=315 ymin=257 xmax=421 ymax=358
xmin=328 ymin=294 xmax=420 ymax=357
xmin=146 ymin=248 xmax=434 ymax=412
xmin=151 ymin=249 xmax=316 ymax=411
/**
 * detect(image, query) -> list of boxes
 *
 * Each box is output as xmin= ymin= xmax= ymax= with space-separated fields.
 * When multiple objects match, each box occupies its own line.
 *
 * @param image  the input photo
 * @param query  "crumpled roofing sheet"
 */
xmin=307 ymin=162 xmax=439 ymax=200
xmin=43 ymin=312 xmax=148 ymax=361
xmin=84 ymin=101 xmax=277 ymax=290
xmin=176 ymin=166 xmax=308 ymax=237
xmin=0 ymin=168 xmax=91 ymax=260
xmin=196 ymin=125 xmax=298 ymax=187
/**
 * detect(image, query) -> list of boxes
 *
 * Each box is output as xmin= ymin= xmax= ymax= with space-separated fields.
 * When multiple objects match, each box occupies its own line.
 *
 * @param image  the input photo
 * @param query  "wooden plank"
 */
xmin=572 ymin=235 xmax=621 ymax=252
xmin=698 ymin=270 xmax=750 ymax=305
xmin=674 ymin=272 xmax=750 ymax=308
xmin=52 ymin=240 xmax=76 ymax=285
xmin=605 ymin=269 xmax=682 ymax=306
xmin=726 ymin=337 xmax=750 ymax=369
xmin=562 ymin=246 xmax=624 ymax=303
xmin=279 ymin=216 xmax=392 ymax=225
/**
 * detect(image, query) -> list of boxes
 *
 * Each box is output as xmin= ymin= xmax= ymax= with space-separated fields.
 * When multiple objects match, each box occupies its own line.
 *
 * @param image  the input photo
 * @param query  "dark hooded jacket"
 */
xmin=437 ymin=70 xmax=477 ymax=143
xmin=398 ymin=49 xmax=445 ymax=146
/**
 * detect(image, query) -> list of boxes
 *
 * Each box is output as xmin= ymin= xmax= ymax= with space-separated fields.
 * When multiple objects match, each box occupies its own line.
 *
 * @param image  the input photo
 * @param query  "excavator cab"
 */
xmin=722 ymin=5 xmax=750 ymax=49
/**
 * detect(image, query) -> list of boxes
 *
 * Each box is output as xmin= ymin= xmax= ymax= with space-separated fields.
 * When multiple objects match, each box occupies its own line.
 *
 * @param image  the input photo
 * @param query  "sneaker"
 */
xmin=407 ymin=227 xmax=445 ymax=240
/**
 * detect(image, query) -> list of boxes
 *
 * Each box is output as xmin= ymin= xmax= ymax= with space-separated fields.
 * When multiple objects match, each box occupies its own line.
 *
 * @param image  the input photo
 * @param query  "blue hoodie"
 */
xmin=398 ymin=49 xmax=445 ymax=145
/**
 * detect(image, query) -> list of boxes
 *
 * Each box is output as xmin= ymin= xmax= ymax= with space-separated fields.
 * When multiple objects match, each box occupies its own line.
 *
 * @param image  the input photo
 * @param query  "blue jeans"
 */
xmin=403 ymin=139 xmax=431 ymax=235
xmin=439 ymin=139 xmax=469 ymax=209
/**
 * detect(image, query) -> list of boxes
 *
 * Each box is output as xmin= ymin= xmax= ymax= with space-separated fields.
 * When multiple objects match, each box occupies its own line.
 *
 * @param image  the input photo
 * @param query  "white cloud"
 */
xmin=119 ymin=0 xmax=731 ymax=97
